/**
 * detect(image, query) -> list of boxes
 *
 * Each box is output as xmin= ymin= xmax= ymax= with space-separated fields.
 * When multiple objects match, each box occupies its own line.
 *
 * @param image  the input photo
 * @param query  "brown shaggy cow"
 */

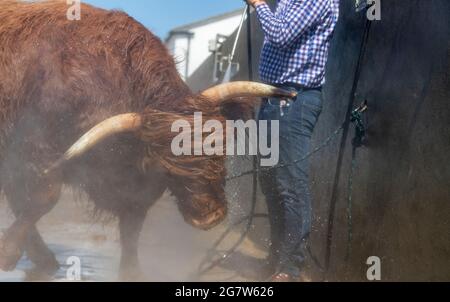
xmin=0 ymin=0 xmax=294 ymax=279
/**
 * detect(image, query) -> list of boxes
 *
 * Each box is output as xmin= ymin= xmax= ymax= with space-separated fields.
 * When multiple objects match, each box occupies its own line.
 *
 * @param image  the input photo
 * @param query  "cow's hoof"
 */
xmin=0 ymin=238 xmax=23 ymax=271
xmin=24 ymin=265 xmax=59 ymax=282
xmin=24 ymin=269 xmax=53 ymax=282
xmin=24 ymin=260 xmax=60 ymax=281
xmin=27 ymin=249 xmax=60 ymax=275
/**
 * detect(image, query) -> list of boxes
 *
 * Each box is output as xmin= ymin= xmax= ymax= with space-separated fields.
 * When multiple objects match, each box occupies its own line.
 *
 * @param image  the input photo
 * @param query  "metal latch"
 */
xmin=351 ymin=100 xmax=368 ymax=147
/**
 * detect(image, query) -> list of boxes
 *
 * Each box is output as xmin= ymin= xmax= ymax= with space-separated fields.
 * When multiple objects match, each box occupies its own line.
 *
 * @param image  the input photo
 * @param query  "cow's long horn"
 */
xmin=44 ymin=113 xmax=142 ymax=174
xmin=201 ymin=81 xmax=297 ymax=102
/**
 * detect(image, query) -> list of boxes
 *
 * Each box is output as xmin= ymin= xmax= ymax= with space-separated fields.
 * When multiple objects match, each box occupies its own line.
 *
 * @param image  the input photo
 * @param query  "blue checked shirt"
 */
xmin=256 ymin=0 xmax=340 ymax=88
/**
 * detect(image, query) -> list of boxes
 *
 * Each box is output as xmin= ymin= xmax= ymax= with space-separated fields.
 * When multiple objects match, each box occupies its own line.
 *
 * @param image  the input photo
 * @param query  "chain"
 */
xmin=345 ymin=147 xmax=357 ymax=262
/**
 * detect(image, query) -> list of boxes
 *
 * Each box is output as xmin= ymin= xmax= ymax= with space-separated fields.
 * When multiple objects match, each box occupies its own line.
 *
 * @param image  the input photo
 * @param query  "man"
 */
xmin=246 ymin=0 xmax=340 ymax=281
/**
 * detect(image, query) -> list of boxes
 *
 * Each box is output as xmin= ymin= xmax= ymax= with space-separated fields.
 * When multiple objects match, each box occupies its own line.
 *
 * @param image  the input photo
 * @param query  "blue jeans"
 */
xmin=258 ymin=85 xmax=323 ymax=277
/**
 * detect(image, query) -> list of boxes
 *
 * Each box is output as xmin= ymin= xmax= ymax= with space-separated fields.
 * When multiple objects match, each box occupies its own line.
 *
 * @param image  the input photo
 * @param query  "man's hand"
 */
xmin=246 ymin=0 xmax=266 ymax=8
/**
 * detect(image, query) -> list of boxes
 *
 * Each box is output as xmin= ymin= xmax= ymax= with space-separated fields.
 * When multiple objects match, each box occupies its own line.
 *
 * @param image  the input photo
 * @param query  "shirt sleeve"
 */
xmin=255 ymin=0 xmax=328 ymax=49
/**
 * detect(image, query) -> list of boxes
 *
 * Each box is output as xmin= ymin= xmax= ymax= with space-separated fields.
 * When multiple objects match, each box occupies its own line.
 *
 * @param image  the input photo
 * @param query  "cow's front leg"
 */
xmin=118 ymin=206 xmax=149 ymax=281
xmin=0 ymin=219 xmax=36 ymax=271
xmin=24 ymin=227 xmax=60 ymax=280
xmin=0 ymin=172 xmax=61 ymax=272
xmin=5 ymin=190 xmax=60 ymax=277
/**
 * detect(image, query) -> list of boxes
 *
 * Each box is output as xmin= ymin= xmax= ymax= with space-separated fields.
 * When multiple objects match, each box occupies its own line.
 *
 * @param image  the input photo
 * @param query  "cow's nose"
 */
xmin=190 ymin=208 xmax=225 ymax=230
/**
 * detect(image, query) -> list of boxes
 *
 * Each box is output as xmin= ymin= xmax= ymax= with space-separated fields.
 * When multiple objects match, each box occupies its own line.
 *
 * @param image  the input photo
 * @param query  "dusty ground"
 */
xmin=0 ymin=187 xmax=270 ymax=282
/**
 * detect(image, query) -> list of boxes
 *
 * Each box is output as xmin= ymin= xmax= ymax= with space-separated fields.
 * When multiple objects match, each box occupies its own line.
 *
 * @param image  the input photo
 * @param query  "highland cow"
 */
xmin=0 ymin=1 xmax=294 ymax=279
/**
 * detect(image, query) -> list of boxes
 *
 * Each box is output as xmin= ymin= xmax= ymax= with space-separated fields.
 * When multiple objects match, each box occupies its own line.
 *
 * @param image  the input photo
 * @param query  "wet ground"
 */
xmin=0 ymin=188 xmax=270 ymax=282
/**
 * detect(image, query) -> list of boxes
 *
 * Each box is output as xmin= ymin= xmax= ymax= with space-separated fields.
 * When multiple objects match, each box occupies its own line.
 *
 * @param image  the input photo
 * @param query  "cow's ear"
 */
xmin=220 ymin=96 xmax=260 ymax=121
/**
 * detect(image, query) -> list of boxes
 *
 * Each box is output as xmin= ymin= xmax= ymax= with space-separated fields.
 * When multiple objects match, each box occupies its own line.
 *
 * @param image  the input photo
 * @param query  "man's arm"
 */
xmin=247 ymin=0 xmax=328 ymax=49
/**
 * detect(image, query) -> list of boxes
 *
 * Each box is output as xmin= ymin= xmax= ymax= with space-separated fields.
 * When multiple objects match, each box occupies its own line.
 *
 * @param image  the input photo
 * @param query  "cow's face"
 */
xmin=172 ymin=177 xmax=227 ymax=230
xmin=136 ymin=105 xmax=228 ymax=230
xmin=139 ymin=158 xmax=227 ymax=230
